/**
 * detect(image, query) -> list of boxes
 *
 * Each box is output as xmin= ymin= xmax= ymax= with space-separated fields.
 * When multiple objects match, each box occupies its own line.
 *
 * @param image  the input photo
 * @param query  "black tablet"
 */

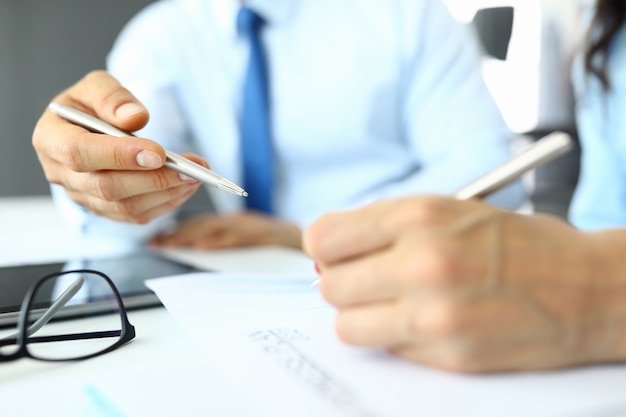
xmin=0 ymin=250 xmax=203 ymax=328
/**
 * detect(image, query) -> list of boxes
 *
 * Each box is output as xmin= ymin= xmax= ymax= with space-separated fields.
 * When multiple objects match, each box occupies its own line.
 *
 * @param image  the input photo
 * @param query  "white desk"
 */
xmin=4 ymin=197 xmax=626 ymax=417
xmin=0 ymin=196 xmax=120 ymax=266
xmin=0 ymin=196 xmax=257 ymax=416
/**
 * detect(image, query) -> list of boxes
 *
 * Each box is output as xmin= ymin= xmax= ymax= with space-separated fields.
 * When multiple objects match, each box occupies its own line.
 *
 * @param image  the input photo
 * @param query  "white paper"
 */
xmin=146 ymin=272 xmax=626 ymax=417
xmin=155 ymin=246 xmax=316 ymax=276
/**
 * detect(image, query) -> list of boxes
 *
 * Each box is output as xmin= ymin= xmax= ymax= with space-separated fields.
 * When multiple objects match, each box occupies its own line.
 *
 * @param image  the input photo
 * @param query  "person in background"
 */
xmin=568 ymin=0 xmax=626 ymax=230
xmin=303 ymin=0 xmax=626 ymax=373
xmin=32 ymin=0 xmax=524 ymax=253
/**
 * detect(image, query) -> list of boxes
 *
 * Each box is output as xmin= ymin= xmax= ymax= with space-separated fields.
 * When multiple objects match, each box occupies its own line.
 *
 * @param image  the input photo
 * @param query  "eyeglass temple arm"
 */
xmin=0 ymin=277 xmax=84 ymax=341
xmin=26 ymin=277 xmax=85 ymax=336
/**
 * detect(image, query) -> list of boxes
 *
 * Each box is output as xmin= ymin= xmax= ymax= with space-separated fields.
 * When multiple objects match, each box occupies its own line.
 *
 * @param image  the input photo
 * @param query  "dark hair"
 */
xmin=585 ymin=0 xmax=626 ymax=90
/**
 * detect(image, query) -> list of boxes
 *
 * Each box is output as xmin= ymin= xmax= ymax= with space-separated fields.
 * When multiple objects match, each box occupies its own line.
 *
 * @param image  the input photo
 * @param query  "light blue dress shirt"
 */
xmin=569 ymin=16 xmax=626 ymax=230
xmin=52 ymin=0 xmax=525 ymax=246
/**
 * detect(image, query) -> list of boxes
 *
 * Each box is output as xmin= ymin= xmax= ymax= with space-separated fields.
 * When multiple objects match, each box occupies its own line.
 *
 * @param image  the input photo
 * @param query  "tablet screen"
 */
xmin=0 ymin=250 xmax=203 ymax=328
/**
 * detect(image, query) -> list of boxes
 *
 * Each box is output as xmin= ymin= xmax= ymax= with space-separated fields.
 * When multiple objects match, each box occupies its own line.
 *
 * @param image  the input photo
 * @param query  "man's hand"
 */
xmin=151 ymin=212 xmax=302 ymax=249
xmin=32 ymin=70 xmax=205 ymax=223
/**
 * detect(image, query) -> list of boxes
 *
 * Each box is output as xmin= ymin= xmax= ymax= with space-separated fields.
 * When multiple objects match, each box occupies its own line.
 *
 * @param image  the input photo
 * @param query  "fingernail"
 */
xmin=115 ymin=102 xmax=144 ymax=118
xmin=136 ymin=150 xmax=163 ymax=168
xmin=314 ymin=262 xmax=321 ymax=274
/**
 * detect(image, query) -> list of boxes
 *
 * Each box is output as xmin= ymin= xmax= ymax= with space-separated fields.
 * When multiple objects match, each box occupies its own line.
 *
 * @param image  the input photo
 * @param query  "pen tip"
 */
xmin=217 ymin=178 xmax=248 ymax=197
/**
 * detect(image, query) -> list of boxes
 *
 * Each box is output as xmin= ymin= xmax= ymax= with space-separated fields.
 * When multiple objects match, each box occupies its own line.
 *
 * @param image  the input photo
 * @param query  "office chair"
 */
xmin=472 ymin=6 xmax=580 ymax=221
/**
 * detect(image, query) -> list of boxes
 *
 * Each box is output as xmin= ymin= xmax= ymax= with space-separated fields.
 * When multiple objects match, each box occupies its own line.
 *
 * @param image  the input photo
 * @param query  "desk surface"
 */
xmin=1 ymin=308 xmax=258 ymax=416
xmin=0 ymin=196 xmax=257 ymax=416
xmin=3 ymin=197 xmax=626 ymax=417
xmin=0 ymin=196 xmax=112 ymax=266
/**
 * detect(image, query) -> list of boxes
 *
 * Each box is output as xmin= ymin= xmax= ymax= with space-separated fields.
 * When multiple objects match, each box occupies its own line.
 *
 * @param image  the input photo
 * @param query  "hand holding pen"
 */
xmin=32 ymin=71 xmax=245 ymax=224
xmin=301 ymin=133 xmax=597 ymax=372
xmin=308 ymin=132 xmax=573 ymax=287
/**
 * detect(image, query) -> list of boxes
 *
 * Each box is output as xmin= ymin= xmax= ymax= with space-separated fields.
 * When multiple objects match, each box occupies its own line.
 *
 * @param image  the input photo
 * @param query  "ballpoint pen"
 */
xmin=310 ymin=131 xmax=574 ymax=287
xmin=452 ymin=131 xmax=573 ymax=200
xmin=48 ymin=102 xmax=248 ymax=197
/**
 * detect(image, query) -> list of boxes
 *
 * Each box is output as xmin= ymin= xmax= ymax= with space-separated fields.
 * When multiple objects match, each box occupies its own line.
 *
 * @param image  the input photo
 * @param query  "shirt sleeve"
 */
xmin=569 ymin=30 xmax=626 ymax=229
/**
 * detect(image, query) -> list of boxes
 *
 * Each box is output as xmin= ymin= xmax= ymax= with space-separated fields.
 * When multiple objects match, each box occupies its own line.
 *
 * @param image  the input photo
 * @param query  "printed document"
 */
xmin=146 ymin=272 xmax=626 ymax=417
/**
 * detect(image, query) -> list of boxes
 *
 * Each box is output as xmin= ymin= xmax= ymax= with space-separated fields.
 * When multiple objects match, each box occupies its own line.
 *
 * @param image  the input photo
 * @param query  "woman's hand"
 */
xmin=304 ymin=196 xmax=626 ymax=372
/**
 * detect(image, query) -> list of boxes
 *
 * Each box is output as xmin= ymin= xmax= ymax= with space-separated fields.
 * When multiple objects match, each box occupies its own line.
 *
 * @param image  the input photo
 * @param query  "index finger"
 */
xmin=304 ymin=196 xmax=492 ymax=266
xmin=303 ymin=199 xmax=397 ymax=265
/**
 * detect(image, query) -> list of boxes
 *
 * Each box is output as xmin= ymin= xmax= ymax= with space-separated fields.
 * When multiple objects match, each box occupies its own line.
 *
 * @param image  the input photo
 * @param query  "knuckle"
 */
xmin=383 ymin=197 xmax=447 ymax=230
xmin=42 ymin=168 xmax=61 ymax=185
xmin=162 ymin=190 xmax=190 ymax=213
xmin=119 ymin=186 xmax=194 ymax=225
xmin=60 ymin=140 xmax=88 ymax=172
xmin=67 ymin=190 xmax=88 ymax=208
xmin=395 ymin=243 xmax=459 ymax=288
xmin=318 ymin=278 xmax=334 ymax=303
xmin=112 ymin=199 xmax=147 ymax=223
xmin=421 ymin=248 xmax=459 ymax=285
xmin=439 ymin=352 xmax=482 ymax=373
xmin=334 ymin=314 xmax=356 ymax=344
xmin=91 ymin=175 xmax=121 ymax=201
xmin=394 ymin=254 xmax=425 ymax=287
xmin=152 ymin=170 xmax=172 ymax=191
xmin=111 ymin=144 xmax=129 ymax=170
xmin=48 ymin=174 xmax=66 ymax=187
xmin=408 ymin=301 xmax=466 ymax=338
xmin=318 ymin=275 xmax=344 ymax=306
xmin=432 ymin=306 xmax=466 ymax=337
xmin=131 ymin=213 xmax=152 ymax=225
xmin=101 ymin=85 xmax=134 ymax=111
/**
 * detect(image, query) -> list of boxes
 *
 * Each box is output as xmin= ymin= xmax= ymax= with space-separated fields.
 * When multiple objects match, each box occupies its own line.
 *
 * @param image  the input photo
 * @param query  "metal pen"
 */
xmin=453 ymin=131 xmax=573 ymax=200
xmin=310 ymin=131 xmax=574 ymax=287
xmin=48 ymin=102 xmax=248 ymax=197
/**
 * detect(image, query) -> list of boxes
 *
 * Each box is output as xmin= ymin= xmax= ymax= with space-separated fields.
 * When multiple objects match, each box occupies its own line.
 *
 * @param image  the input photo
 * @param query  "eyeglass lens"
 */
xmin=0 ymin=271 xmax=124 ymax=360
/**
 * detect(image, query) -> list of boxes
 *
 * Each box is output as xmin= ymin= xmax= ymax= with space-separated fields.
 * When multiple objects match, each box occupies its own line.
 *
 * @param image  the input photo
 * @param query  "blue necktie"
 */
xmin=237 ymin=7 xmax=274 ymax=214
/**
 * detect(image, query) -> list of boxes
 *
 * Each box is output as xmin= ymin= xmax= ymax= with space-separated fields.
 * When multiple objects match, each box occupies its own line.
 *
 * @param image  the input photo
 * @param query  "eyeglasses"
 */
xmin=0 ymin=269 xmax=135 ymax=362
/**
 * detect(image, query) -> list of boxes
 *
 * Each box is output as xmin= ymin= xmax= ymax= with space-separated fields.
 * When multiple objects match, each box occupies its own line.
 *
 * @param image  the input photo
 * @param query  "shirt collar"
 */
xmin=202 ymin=0 xmax=297 ymax=43
xmin=246 ymin=0 xmax=296 ymax=26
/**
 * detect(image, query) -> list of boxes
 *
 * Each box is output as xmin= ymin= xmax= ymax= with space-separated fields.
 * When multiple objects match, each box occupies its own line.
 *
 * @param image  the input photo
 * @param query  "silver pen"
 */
xmin=48 ymin=102 xmax=248 ymax=197
xmin=310 ymin=131 xmax=574 ymax=287
xmin=453 ymin=131 xmax=573 ymax=200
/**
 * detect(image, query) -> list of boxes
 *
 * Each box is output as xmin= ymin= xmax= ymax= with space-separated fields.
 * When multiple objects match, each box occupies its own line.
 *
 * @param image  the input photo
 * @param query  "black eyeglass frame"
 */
xmin=0 ymin=269 xmax=136 ymax=362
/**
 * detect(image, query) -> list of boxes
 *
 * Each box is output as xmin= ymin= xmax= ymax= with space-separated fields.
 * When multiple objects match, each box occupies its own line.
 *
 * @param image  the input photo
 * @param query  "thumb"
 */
xmin=61 ymin=70 xmax=149 ymax=133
